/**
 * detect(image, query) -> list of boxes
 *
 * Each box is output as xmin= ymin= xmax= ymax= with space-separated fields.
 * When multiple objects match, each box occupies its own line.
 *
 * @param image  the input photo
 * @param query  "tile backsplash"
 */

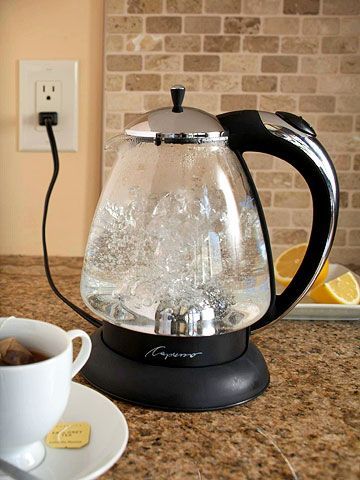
xmin=103 ymin=0 xmax=360 ymax=264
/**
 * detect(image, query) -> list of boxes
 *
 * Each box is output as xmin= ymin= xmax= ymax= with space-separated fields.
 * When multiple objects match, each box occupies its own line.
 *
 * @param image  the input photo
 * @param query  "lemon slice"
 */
xmin=274 ymin=243 xmax=329 ymax=289
xmin=309 ymin=271 xmax=360 ymax=305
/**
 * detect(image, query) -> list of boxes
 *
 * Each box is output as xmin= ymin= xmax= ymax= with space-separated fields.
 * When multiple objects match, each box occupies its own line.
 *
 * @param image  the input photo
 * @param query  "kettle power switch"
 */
xmin=275 ymin=111 xmax=316 ymax=137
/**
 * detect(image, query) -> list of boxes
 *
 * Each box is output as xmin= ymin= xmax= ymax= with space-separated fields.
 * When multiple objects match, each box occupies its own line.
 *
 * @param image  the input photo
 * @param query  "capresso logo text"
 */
xmin=145 ymin=346 xmax=203 ymax=361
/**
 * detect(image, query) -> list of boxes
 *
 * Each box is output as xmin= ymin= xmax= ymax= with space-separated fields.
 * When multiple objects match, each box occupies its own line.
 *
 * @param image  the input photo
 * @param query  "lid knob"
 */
xmin=170 ymin=85 xmax=185 ymax=113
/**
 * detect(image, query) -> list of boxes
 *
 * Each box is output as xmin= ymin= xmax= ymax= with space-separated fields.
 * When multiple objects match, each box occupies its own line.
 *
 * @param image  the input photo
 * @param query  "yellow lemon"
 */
xmin=274 ymin=243 xmax=329 ymax=289
xmin=309 ymin=271 xmax=360 ymax=305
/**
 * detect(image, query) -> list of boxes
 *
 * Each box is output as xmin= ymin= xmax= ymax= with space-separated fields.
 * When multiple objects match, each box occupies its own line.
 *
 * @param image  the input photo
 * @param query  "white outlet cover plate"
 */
xmin=19 ymin=60 xmax=78 ymax=152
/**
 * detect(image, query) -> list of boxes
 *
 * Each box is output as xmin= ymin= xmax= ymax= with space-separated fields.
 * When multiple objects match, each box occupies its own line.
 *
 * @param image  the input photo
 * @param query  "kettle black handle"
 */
xmin=217 ymin=110 xmax=339 ymax=331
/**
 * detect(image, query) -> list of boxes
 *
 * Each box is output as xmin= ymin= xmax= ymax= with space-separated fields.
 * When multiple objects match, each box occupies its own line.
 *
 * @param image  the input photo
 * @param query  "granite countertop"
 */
xmin=0 ymin=256 xmax=359 ymax=480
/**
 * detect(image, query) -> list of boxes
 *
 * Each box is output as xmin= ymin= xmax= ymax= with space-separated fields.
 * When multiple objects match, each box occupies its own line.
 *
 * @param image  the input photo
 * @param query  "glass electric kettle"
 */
xmin=78 ymin=85 xmax=338 ymax=410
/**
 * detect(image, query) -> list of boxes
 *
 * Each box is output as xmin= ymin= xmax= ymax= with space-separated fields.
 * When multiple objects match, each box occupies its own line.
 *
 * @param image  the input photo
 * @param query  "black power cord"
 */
xmin=40 ymin=112 xmax=102 ymax=328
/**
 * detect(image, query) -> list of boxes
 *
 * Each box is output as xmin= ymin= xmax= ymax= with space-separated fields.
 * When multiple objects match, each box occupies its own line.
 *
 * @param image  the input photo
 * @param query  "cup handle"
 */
xmin=66 ymin=330 xmax=92 ymax=378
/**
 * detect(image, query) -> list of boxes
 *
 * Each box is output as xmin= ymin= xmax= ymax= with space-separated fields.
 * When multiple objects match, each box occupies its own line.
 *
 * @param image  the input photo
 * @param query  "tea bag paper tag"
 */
xmin=46 ymin=422 xmax=91 ymax=449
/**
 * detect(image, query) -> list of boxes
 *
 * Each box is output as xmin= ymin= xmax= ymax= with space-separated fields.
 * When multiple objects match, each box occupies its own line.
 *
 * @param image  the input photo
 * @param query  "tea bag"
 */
xmin=0 ymin=337 xmax=34 ymax=365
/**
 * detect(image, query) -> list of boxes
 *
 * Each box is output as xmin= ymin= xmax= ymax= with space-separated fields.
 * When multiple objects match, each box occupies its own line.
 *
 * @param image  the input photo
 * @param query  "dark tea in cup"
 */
xmin=0 ymin=337 xmax=49 ymax=366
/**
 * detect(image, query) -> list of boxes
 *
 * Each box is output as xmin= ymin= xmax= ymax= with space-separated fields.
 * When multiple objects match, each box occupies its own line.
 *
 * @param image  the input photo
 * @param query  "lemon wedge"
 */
xmin=309 ymin=271 xmax=360 ymax=305
xmin=274 ymin=243 xmax=329 ymax=289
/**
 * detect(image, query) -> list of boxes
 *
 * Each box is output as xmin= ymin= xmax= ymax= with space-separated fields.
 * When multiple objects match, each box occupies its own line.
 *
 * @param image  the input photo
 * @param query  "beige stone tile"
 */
xmin=145 ymin=54 xmax=181 ymax=71
xmin=330 ymin=247 xmax=360 ymax=264
xmin=330 ymin=154 xmax=352 ymax=171
xmin=185 ymin=93 xmax=220 ymax=113
xmin=143 ymin=94 xmax=170 ymax=110
xmin=202 ymin=74 xmax=241 ymax=92
xmin=317 ymin=115 xmax=353 ymax=132
xmin=299 ymin=95 xmax=335 ymax=112
xmin=105 ymin=74 xmax=124 ymax=91
xmin=281 ymin=37 xmax=319 ymax=54
xmin=280 ymin=75 xmax=317 ymax=93
xmin=205 ymin=0 xmax=242 ymax=13
xmin=107 ymin=16 xmax=143 ymax=34
xmin=184 ymin=55 xmax=220 ymax=72
xmin=165 ymin=35 xmax=201 ymax=52
xmin=293 ymin=173 xmax=307 ymax=189
xmin=220 ymin=94 xmax=258 ymax=111
xmin=338 ymin=172 xmax=360 ymax=190
xmin=106 ymin=92 xmax=143 ymax=112
xmin=273 ymin=158 xmax=299 ymax=172
xmin=258 ymin=190 xmax=272 ymax=207
xmin=340 ymin=56 xmax=360 ymax=74
xmin=107 ymin=54 xmax=142 ymax=71
xmin=166 ymin=0 xmax=202 ymax=13
xmin=336 ymin=96 xmax=360 ymax=113
xmin=317 ymin=132 xmax=359 ymax=153
xmin=354 ymin=154 xmax=360 ymax=171
xmin=163 ymin=74 xmax=200 ymax=91
xmin=352 ymin=192 xmax=360 ymax=208
xmin=333 ymin=229 xmax=347 ymax=246
xmin=204 ymin=36 xmax=240 ymax=53
xmin=261 ymin=55 xmax=298 ymax=73
xmin=242 ymin=75 xmax=277 ymax=92
xmin=243 ymin=152 xmax=274 ymax=170
xmin=124 ymin=112 xmax=144 ymax=126
xmin=185 ymin=16 xmax=221 ymax=34
xmin=283 ymin=0 xmax=319 ymax=14
xmin=243 ymin=36 xmax=279 ymax=53
xmin=106 ymin=113 xmax=123 ymax=130
xmin=260 ymin=94 xmax=297 ymax=111
xmin=318 ymin=75 xmax=360 ymax=95
xmin=348 ymin=230 xmax=360 ymax=246
xmin=126 ymin=34 xmax=162 ymax=52
xmin=256 ymin=172 xmax=292 ymax=189
xmin=224 ymin=17 xmax=261 ymax=34
xmin=302 ymin=17 xmax=339 ymax=35
xmin=338 ymin=210 xmax=360 ymax=228
xmin=146 ymin=16 xmax=182 ymax=34
xmin=322 ymin=36 xmax=359 ymax=54
xmin=340 ymin=17 xmax=360 ymax=35
xmin=291 ymin=211 xmax=312 ymax=227
xmin=127 ymin=0 xmax=162 ymax=13
xmin=274 ymin=191 xmax=311 ymax=208
xmin=106 ymin=35 xmax=124 ymax=52
xmin=263 ymin=17 xmax=300 ymax=35
xmin=272 ymin=228 xmax=308 ymax=245
xmin=339 ymin=192 xmax=349 ymax=208
xmin=106 ymin=0 xmax=125 ymax=14
xmin=323 ymin=0 xmax=360 ymax=15
xmin=125 ymin=73 xmax=161 ymax=91
xmin=222 ymin=54 xmax=259 ymax=72
xmin=301 ymin=56 xmax=338 ymax=74
xmin=356 ymin=115 xmax=360 ymax=131
xmin=263 ymin=209 xmax=291 ymax=227
xmin=243 ymin=0 xmax=281 ymax=15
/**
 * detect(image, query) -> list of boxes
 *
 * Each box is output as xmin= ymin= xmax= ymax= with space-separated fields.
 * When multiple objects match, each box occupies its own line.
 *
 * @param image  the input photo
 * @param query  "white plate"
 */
xmin=8 ymin=382 xmax=128 ymax=480
xmin=284 ymin=264 xmax=360 ymax=321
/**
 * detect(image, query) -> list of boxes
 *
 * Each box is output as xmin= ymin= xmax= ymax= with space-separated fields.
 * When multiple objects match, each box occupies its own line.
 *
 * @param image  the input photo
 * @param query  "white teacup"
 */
xmin=0 ymin=317 xmax=92 ymax=471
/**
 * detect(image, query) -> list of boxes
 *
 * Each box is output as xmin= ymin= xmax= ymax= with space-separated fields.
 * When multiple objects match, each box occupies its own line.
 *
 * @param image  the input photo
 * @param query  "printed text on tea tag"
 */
xmin=46 ymin=422 xmax=91 ymax=448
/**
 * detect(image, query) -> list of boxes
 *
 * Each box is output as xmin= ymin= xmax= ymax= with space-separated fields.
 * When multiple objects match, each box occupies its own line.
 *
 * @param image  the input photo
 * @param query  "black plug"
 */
xmin=39 ymin=112 xmax=58 ymax=126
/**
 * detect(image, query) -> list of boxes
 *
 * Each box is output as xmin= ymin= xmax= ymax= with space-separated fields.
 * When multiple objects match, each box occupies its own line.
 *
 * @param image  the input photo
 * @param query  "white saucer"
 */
xmin=1 ymin=382 xmax=128 ymax=480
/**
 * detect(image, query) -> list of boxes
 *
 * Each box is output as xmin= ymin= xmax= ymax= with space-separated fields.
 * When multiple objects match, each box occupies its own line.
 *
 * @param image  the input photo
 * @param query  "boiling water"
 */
xmin=81 ymin=186 xmax=271 ymax=336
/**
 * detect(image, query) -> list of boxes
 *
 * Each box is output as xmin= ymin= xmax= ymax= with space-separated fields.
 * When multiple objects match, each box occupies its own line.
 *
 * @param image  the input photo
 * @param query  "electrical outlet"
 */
xmin=19 ymin=60 xmax=78 ymax=152
xmin=36 ymin=81 xmax=61 ymax=114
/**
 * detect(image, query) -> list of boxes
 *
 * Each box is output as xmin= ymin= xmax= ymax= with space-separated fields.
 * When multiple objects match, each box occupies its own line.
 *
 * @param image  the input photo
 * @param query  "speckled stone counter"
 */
xmin=1 ymin=256 xmax=359 ymax=480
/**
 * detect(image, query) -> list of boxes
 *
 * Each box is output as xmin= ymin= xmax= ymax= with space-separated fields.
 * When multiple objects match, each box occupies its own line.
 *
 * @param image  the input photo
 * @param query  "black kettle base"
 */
xmin=81 ymin=328 xmax=270 ymax=412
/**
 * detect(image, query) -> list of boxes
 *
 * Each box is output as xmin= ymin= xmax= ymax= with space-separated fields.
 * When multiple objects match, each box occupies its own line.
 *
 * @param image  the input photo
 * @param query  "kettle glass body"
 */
xmin=81 ymin=136 xmax=271 ymax=336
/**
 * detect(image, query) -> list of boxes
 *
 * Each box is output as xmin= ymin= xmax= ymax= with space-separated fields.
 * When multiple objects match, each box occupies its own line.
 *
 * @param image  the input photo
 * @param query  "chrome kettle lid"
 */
xmin=124 ymin=85 xmax=227 ymax=144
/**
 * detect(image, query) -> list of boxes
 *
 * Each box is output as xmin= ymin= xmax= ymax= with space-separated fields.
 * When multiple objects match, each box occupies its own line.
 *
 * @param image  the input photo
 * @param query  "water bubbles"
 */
xmin=81 ymin=184 xmax=271 ymax=335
